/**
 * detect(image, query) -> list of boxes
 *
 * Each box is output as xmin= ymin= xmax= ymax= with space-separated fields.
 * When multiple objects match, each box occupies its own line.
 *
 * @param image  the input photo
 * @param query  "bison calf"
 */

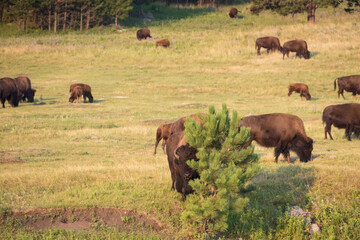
xmin=322 ymin=103 xmax=360 ymax=141
xmin=69 ymin=83 xmax=93 ymax=103
xmin=229 ymin=7 xmax=238 ymax=18
xmin=288 ymin=83 xmax=311 ymax=100
xmin=69 ymin=86 xmax=83 ymax=103
xmin=137 ymin=28 xmax=152 ymax=41
xmin=282 ymin=40 xmax=310 ymax=59
xmin=156 ymin=39 xmax=170 ymax=48
xmin=154 ymin=123 xmax=172 ymax=154
xmin=255 ymin=36 xmax=283 ymax=55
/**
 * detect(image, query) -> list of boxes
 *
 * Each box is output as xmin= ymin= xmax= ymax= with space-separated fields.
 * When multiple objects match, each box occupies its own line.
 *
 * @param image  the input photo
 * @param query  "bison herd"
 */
xmin=156 ymin=102 xmax=360 ymax=199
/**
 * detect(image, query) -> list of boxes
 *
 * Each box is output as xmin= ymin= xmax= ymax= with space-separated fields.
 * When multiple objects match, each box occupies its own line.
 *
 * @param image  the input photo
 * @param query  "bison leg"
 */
xmin=161 ymin=140 xmax=166 ymax=154
xmin=283 ymin=150 xmax=291 ymax=164
xmin=324 ymin=122 xmax=333 ymax=140
xmin=1 ymin=99 xmax=5 ymax=108
xmin=267 ymin=48 xmax=270 ymax=54
xmin=257 ymin=46 xmax=261 ymax=55
xmin=274 ymin=147 xmax=282 ymax=163
xmin=346 ymin=124 xmax=353 ymax=141
xmin=338 ymin=88 xmax=345 ymax=99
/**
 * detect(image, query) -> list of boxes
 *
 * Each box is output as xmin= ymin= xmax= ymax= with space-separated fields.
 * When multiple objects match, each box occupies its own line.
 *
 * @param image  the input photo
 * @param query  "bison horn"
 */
xmin=174 ymin=148 xmax=180 ymax=160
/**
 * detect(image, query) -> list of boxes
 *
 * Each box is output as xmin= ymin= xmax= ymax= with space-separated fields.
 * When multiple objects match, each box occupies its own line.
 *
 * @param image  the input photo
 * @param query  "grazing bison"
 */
xmin=288 ymin=83 xmax=311 ymax=100
xmin=255 ymin=36 xmax=283 ymax=55
xmin=69 ymin=86 xmax=83 ymax=103
xmin=69 ymin=83 xmax=93 ymax=103
xmin=137 ymin=28 xmax=152 ymax=40
xmin=156 ymin=39 xmax=170 ymax=48
xmin=334 ymin=75 xmax=360 ymax=99
xmin=229 ymin=7 xmax=238 ymax=18
xmin=0 ymin=77 xmax=20 ymax=108
xmin=240 ymin=113 xmax=313 ymax=163
xmin=166 ymin=131 xmax=199 ymax=200
xmin=282 ymin=40 xmax=310 ymax=59
xmin=322 ymin=103 xmax=360 ymax=141
xmin=14 ymin=76 xmax=36 ymax=102
xmin=154 ymin=123 xmax=172 ymax=155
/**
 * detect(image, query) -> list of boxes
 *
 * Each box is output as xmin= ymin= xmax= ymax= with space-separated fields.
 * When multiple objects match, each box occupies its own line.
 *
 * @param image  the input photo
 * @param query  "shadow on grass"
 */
xmin=93 ymin=99 xmax=106 ymax=103
xmin=310 ymin=52 xmax=319 ymax=58
xmin=120 ymin=4 xmax=215 ymax=28
xmin=234 ymin=164 xmax=315 ymax=237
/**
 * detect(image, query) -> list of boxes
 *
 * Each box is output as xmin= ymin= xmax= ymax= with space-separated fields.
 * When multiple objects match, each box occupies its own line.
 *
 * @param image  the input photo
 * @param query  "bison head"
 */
xmin=174 ymin=144 xmax=197 ymax=165
xmin=305 ymin=92 xmax=311 ymax=100
xmin=29 ymin=89 xmax=36 ymax=102
xmin=303 ymin=50 xmax=311 ymax=59
xmin=291 ymin=136 xmax=313 ymax=162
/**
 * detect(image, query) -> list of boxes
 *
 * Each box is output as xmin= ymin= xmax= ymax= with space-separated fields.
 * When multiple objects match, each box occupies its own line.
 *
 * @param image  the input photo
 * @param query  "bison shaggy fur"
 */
xmin=229 ymin=7 xmax=238 ymax=18
xmin=334 ymin=75 xmax=360 ymax=99
xmin=156 ymin=39 xmax=170 ymax=48
xmin=14 ymin=76 xmax=36 ymax=102
xmin=282 ymin=40 xmax=310 ymax=59
xmin=255 ymin=36 xmax=283 ymax=55
xmin=0 ymin=77 xmax=21 ymax=108
xmin=69 ymin=83 xmax=93 ymax=103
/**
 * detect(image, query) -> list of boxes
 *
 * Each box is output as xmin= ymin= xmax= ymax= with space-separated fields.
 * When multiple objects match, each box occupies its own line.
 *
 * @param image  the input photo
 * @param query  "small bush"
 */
xmin=181 ymin=104 xmax=259 ymax=237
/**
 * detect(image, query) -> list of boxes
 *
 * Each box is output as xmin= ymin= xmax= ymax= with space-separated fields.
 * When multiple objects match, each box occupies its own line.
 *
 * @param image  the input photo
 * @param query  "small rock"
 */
xmin=310 ymin=223 xmax=320 ymax=234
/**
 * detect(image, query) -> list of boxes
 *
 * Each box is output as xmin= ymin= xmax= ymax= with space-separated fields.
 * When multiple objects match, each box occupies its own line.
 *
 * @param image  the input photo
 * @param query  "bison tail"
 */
xmin=334 ymin=78 xmax=337 ymax=91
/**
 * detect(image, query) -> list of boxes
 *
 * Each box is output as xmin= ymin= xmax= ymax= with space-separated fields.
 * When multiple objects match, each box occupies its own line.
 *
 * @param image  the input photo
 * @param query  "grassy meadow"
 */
xmin=1 ymin=3 xmax=360 ymax=239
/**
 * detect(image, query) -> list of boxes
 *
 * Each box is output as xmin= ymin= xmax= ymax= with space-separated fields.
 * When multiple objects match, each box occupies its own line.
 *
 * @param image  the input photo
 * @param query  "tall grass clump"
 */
xmin=181 ymin=104 xmax=259 ymax=237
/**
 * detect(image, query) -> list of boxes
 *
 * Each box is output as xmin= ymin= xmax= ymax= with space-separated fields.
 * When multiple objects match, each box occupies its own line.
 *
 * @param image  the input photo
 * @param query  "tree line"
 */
xmin=0 ymin=0 xmax=133 ymax=32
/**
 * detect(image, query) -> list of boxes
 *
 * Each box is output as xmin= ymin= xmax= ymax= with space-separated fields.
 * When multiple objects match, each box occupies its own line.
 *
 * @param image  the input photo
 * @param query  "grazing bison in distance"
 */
xmin=282 ymin=40 xmax=310 ymax=59
xmin=229 ymin=7 xmax=238 ymax=18
xmin=14 ymin=76 xmax=36 ymax=102
xmin=166 ymin=130 xmax=199 ymax=200
xmin=0 ymin=77 xmax=20 ymax=108
xmin=288 ymin=83 xmax=311 ymax=100
xmin=69 ymin=83 xmax=93 ymax=103
xmin=334 ymin=75 xmax=360 ymax=99
xmin=240 ymin=113 xmax=313 ymax=163
xmin=137 ymin=28 xmax=152 ymax=40
xmin=255 ymin=36 xmax=283 ymax=55
xmin=156 ymin=39 xmax=170 ymax=48
xmin=154 ymin=123 xmax=172 ymax=154
xmin=69 ymin=86 xmax=83 ymax=103
xmin=322 ymin=103 xmax=360 ymax=141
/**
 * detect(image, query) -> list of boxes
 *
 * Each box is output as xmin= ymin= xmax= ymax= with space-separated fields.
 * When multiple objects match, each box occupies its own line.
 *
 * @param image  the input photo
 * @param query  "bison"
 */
xmin=154 ymin=123 xmax=172 ymax=155
xmin=166 ymin=130 xmax=199 ymax=200
xmin=288 ymin=83 xmax=311 ymax=100
xmin=69 ymin=86 xmax=83 ymax=103
xmin=282 ymin=40 xmax=310 ymax=59
xmin=69 ymin=83 xmax=93 ymax=103
xmin=156 ymin=39 xmax=170 ymax=48
xmin=322 ymin=103 xmax=360 ymax=141
xmin=14 ymin=76 xmax=36 ymax=102
xmin=334 ymin=75 xmax=360 ymax=99
xmin=170 ymin=113 xmax=205 ymax=135
xmin=137 ymin=28 xmax=152 ymax=41
xmin=240 ymin=113 xmax=313 ymax=163
xmin=0 ymin=77 xmax=21 ymax=108
xmin=229 ymin=7 xmax=238 ymax=18
xmin=255 ymin=36 xmax=283 ymax=55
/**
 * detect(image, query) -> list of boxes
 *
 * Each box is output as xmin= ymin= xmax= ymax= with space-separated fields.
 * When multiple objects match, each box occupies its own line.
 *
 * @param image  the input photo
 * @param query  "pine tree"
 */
xmin=181 ymin=104 xmax=259 ymax=237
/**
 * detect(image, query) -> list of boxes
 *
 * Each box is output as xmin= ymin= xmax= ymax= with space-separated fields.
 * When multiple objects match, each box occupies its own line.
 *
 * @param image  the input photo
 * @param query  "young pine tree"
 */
xmin=181 ymin=104 xmax=259 ymax=237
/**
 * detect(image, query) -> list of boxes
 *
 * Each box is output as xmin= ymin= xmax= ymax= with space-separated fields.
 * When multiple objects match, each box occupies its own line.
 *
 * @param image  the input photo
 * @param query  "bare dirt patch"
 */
xmin=0 ymin=207 xmax=163 ymax=232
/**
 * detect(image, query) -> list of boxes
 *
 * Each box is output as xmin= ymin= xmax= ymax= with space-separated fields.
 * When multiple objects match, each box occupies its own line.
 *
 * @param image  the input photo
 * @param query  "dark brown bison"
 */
xmin=156 ymin=39 xmax=170 ymax=48
xmin=14 ymin=76 xmax=36 ymax=102
xmin=69 ymin=86 xmax=83 ymax=103
xmin=282 ymin=40 xmax=310 ymax=59
xmin=0 ymin=77 xmax=21 ymax=108
xmin=240 ymin=113 xmax=313 ymax=163
xmin=137 ymin=28 xmax=152 ymax=40
xmin=69 ymin=83 xmax=93 ymax=103
xmin=334 ymin=75 xmax=360 ymax=99
xmin=170 ymin=113 xmax=205 ymax=135
xmin=229 ymin=7 xmax=238 ymax=18
xmin=288 ymin=83 xmax=311 ymax=100
xmin=166 ymin=130 xmax=199 ymax=200
xmin=322 ymin=103 xmax=360 ymax=141
xmin=255 ymin=36 xmax=283 ymax=55
xmin=154 ymin=123 xmax=172 ymax=155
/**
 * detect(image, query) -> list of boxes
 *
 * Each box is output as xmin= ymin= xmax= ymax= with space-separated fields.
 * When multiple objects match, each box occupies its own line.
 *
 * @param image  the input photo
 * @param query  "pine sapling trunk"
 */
xmin=63 ymin=0 xmax=67 ymax=31
xmin=86 ymin=8 xmax=90 ymax=30
xmin=48 ymin=9 xmax=51 ymax=32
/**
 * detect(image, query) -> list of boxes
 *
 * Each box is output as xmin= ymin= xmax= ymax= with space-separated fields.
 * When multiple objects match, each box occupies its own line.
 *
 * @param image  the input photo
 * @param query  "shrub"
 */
xmin=180 ymin=104 xmax=259 ymax=237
